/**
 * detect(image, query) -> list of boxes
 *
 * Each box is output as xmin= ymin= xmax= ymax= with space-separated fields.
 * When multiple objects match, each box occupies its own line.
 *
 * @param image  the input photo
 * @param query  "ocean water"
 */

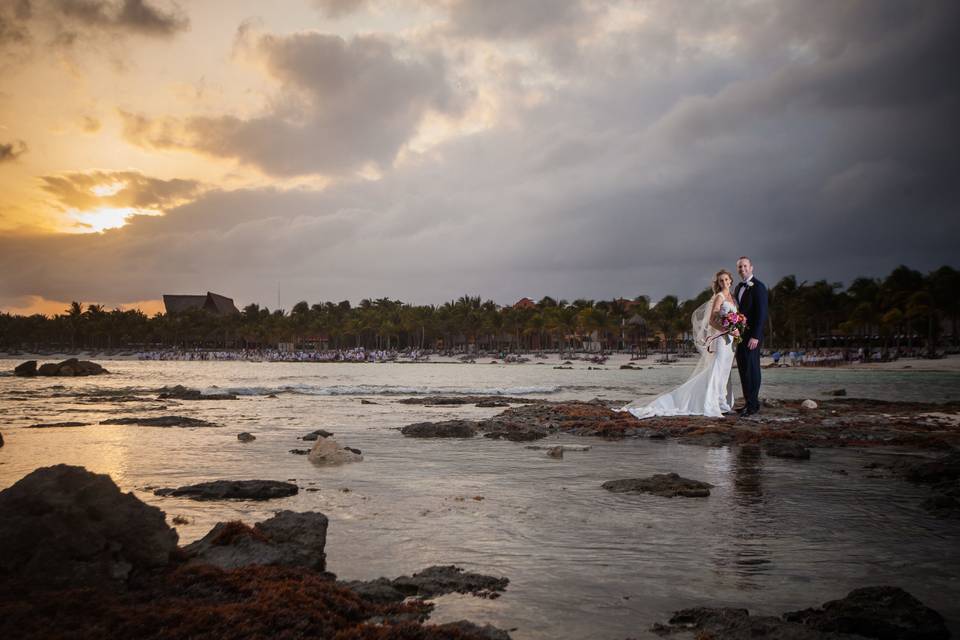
xmin=1 ymin=358 xmax=959 ymax=639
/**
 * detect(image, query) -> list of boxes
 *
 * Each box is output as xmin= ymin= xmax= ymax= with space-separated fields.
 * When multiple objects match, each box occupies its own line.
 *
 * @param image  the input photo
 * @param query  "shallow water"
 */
xmin=1 ymin=358 xmax=959 ymax=639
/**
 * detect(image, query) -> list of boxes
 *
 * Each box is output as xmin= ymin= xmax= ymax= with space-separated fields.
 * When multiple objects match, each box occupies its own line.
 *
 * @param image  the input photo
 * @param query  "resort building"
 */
xmin=162 ymin=292 xmax=239 ymax=316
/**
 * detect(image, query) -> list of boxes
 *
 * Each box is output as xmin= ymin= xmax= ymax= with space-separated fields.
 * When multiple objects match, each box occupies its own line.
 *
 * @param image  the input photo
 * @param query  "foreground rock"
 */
xmin=0 ymin=466 xmax=511 ymax=639
xmin=182 ymin=511 xmax=329 ymax=571
xmin=154 ymin=480 xmax=298 ymax=501
xmin=302 ymin=429 xmax=333 ymax=440
xmin=896 ymin=452 xmax=960 ymax=518
xmin=652 ymin=586 xmax=949 ymax=639
xmin=340 ymin=565 xmax=510 ymax=604
xmin=237 ymin=432 xmax=255 ymax=442
xmin=401 ymin=419 xmax=477 ymax=438
xmin=308 ymin=437 xmax=363 ymax=465
xmin=100 ymin=415 xmax=219 ymax=428
xmin=157 ymin=385 xmax=237 ymax=400
xmin=602 ymin=473 xmax=713 ymax=498
xmin=783 ymin=586 xmax=949 ymax=639
xmin=25 ymin=358 xmax=110 ymax=376
xmin=0 ymin=464 xmax=177 ymax=587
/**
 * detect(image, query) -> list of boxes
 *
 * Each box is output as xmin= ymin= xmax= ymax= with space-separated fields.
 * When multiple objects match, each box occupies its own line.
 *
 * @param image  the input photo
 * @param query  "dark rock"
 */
xmin=763 ymin=397 xmax=783 ymax=408
xmin=237 ymin=432 xmax=256 ymax=442
xmin=679 ymin=431 xmax=737 ymax=447
xmin=783 ymin=586 xmax=949 ymax=640
xmin=181 ymin=511 xmax=328 ymax=572
xmin=289 ymin=449 xmax=310 ymax=455
xmin=476 ymin=400 xmax=509 ymax=408
xmin=301 ymin=429 xmax=333 ymax=441
xmin=602 ymin=472 xmax=713 ymax=497
xmin=100 ymin=416 xmax=219 ymax=428
xmin=37 ymin=363 xmax=59 ymax=376
xmin=765 ymin=441 xmax=812 ymax=460
xmin=157 ymin=385 xmax=237 ymax=400
xmin=483 ymin=426 xmax=547 ymax=441
xmin=0 ymin=432 xmax=3 ymax=447
xmin=14 ymin=360 xmax=37 ymax=376
xmin=154 ymin=480 xmax=298 ymax=501
xmin=344 ymin=446 xmax=362 ymax=455
xmin=827 ymin=388 xmax=848 ymax=397
xmin=435 ymin=621 xmax=512 ymax=640
xmin=619 ymin=364 xmax=636 ymax=369
xmin=901 ymin=453 xmax=960 ymax=484
xmin=401 ymin=420 xmax=477 ymax=438
xmin=653 ymin=607 xmax=840 ymax=639
xmin=35 ymin=358 xmax=109 ymax=377
xmin=26 ymin=421 xmax=89 ymax=429
xmin=341 ymin=565 xmax=509 ymax=603
xmin=0 ymin=464 xmax=177 ymax=587
xmin=360 ymin=399 xmax=377 ymax=405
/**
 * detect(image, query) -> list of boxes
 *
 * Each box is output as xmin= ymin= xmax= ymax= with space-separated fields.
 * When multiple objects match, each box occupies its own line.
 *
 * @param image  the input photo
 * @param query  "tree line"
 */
xmin=1 ymin=265 xmax=957 ymax=355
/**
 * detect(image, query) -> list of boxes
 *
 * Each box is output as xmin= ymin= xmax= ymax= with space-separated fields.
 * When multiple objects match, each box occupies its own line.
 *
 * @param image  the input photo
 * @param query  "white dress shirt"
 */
xmin=737 ymin=276 xmax=754 ymax=303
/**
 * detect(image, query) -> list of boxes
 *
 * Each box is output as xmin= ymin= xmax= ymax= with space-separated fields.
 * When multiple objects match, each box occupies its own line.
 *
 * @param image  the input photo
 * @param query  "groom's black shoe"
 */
xmin=739 ymin=407 xmax=758 ymax=417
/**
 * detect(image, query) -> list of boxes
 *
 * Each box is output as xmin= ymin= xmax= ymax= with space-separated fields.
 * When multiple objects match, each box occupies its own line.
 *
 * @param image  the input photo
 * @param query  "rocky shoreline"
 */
xmin=398 ymin=397 xmax=960 ymax=518
xmin=0 ymin=465 xmax=512 ymax=640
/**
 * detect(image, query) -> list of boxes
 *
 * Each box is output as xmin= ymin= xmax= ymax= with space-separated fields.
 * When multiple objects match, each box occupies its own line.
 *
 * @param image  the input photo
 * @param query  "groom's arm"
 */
xmin=749 ymin=281 xmax=769 ymax=347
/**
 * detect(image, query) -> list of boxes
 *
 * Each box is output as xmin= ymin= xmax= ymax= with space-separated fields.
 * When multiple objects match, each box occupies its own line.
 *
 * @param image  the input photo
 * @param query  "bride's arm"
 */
xmin=709 ymin=294 xmax=724 ymax=331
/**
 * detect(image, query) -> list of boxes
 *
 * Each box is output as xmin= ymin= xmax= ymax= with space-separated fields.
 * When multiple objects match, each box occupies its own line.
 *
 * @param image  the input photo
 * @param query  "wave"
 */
xmin=218 ymin=384 xmax=564 ymax=397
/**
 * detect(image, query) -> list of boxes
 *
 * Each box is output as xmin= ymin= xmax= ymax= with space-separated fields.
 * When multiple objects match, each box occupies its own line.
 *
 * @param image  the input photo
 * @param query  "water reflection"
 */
xmin=711 ymin=445 xmax=772 ymax=589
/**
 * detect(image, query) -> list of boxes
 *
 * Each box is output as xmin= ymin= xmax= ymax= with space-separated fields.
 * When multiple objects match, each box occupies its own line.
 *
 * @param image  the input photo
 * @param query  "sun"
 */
xmin=66 ymin=207 xmax=162 ymax=233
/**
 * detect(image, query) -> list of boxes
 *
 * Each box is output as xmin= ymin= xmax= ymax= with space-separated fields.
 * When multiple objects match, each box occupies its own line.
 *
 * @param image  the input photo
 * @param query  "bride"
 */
xmin=622 ymin=270 xmax=739 ymax=419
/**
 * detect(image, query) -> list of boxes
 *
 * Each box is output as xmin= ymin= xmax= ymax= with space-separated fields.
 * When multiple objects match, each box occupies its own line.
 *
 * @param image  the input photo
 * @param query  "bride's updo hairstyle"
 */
xmin=712 ymin=269 xmax=733 ymax=294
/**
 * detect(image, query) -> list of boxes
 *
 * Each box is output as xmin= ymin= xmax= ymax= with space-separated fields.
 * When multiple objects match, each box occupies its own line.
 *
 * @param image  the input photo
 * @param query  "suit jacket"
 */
xmin=735 ymin=278 xmax=768 ymax=343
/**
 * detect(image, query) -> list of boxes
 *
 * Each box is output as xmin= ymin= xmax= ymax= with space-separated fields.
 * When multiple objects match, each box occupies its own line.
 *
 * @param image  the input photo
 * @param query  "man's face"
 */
xmin=737 ymin=259 xmax=753 ymax=281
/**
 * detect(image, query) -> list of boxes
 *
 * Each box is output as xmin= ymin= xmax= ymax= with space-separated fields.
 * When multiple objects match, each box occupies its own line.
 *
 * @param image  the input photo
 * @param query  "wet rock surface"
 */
xmin=340 ymin=565 xmax=510 ymax=603
xmin=0 ymin=465 xmax=177 ymax=588
xmin=13 ymin=360 xmax=37 ymax=376
xmin=182 ymin=511 xmax=329 ymax=572
xmin=308 ymin=437 xmax=364 ymax=465
xmin=301 ymin=429 xmax=333 ymax=440
xmin=0 ymin=465 xmax=512 ymax=640
xmin=26 ymin=421 xmax=89 ymax=428
xmin=401 ymin=419 xmax=477 ymax=438
xmin=399 ymin=398 xmax=960 ymax=451
xmin=397 ymin=395 xmax=541 ymax=406
xmin=157 ymin=385 xmax=237 ymax=400
xmin=237 ymin=432 xmax=256 ymax=442
xmin=154 ymin=479 xmax=298 ymax=501
xmin=602 ymin=472 xmax=713 ymax=498
xmin=653 ymin=586 xmax=949 ymax=639
xmin=21 ymin=358 xmax=110 ymax=376
xmin=765 ymin=441 xmax=812 ymax=460
xmin=782 ymin=586 xmax=950 ymax=639
xmin=100 ymin=415 xmax=219 ymax=428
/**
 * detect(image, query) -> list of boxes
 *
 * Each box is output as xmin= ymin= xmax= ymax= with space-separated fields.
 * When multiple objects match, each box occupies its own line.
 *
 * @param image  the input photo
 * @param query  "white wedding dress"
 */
xmin=621 ymin=297 xmax=736 ymax=419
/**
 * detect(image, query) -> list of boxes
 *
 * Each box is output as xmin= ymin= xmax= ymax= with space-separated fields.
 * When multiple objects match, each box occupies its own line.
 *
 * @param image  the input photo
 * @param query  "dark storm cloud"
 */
xmin=1 ymin=0 xmax=957 ymax=309
xmin=0 ymin=140 xmax=28 ymax=162
xmin=122 ymin=29 xmax=465 ymax=176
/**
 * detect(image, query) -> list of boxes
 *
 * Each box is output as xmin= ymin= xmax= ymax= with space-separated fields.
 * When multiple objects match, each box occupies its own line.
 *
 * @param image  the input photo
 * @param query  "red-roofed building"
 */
xmin=513 ymin=297 xmax=536 ymax=310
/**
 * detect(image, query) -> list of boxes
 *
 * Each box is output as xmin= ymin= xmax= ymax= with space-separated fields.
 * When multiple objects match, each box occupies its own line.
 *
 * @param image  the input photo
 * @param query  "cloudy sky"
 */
xmin=1 ymin=0 xmax=957 ymax=315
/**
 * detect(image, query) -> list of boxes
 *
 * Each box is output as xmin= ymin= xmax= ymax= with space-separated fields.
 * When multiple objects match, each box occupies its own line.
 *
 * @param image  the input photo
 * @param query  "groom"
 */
xmin=734 ymin=256 xmax=768 ymax=416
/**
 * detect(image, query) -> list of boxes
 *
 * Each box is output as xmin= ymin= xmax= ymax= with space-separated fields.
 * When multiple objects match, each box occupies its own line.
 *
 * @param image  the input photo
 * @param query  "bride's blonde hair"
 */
xmin=712 ymin=269 xmax=733 ymax=294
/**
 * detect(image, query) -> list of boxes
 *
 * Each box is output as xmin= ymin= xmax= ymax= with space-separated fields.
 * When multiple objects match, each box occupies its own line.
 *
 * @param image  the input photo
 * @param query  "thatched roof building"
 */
xmin=163 ymin=292 xmax=239 ymax=316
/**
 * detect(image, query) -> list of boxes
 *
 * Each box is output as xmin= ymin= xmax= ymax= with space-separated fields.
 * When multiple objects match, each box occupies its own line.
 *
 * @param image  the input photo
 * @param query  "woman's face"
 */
xmin=719 ymin=274 xmax=731 ymax=290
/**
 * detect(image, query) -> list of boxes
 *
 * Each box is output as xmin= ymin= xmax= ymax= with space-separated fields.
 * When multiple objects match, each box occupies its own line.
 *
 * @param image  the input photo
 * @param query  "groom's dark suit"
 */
xmin=735 ymin=277 xmax=768 ymax=413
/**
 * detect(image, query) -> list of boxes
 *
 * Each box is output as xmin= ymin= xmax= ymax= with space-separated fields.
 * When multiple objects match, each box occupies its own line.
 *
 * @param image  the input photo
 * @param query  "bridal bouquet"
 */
xmin=721 ymin=311 xmax=748 ymax=345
